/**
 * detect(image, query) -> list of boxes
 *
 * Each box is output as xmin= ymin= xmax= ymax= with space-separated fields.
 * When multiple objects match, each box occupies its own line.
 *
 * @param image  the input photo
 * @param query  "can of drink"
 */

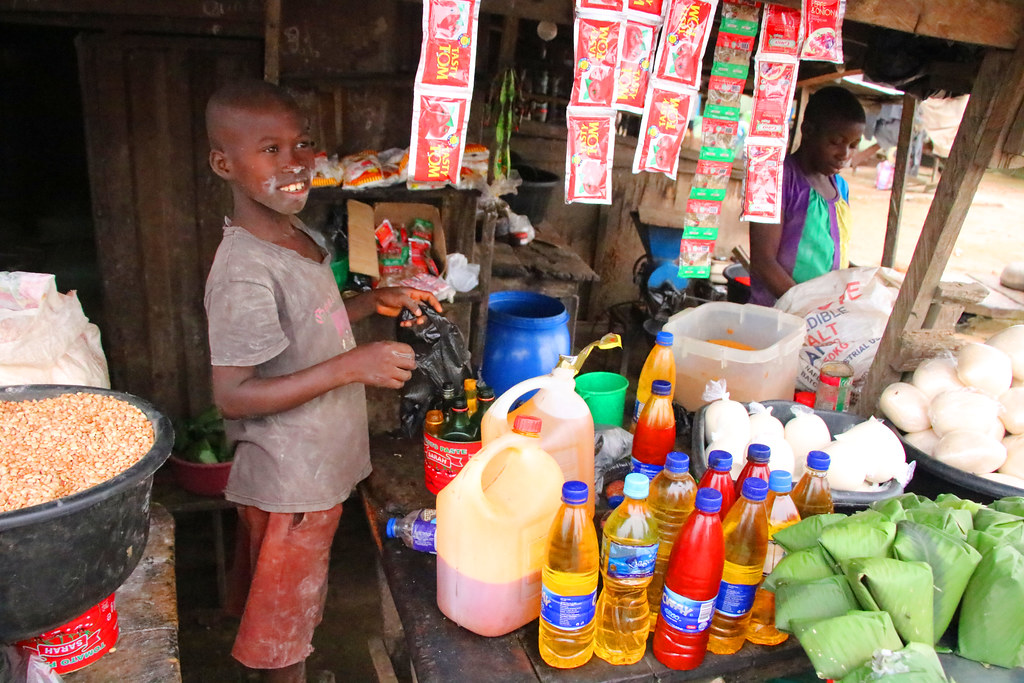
xmin=814 ymin=361 xmax=854 ymax=412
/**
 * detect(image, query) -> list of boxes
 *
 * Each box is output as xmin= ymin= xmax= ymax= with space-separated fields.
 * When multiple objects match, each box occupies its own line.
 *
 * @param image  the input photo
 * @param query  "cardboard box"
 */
xmin=346 ymin=200 xmax=448 ymax=279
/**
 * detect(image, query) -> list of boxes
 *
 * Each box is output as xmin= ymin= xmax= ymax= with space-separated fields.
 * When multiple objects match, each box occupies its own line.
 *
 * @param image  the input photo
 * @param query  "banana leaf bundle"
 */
xmin=958 ymin=541 xmax=1024 ymax=668
xmin=839 ymin=642 xmax=949 ymax=682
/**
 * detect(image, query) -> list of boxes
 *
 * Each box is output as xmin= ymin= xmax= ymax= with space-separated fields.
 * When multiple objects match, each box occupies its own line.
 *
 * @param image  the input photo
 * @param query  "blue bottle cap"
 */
xmin=742 ymin=477 xmax=769 ymax=502
xmin=562 ymin=480 xmax=589 ymax=505
xmin=386 ymin=518 xmax=397 ymax=538
xmin=695 ymin=487 xmax=723 ymax=514
xmin=651 ymin=379 xmax=672 ymax=396
xmin=768 ymin=470 xmax=792 ymax=493
xmin=656 ymin=331 xmax=674 ymax=346
xmin=665 ymin=451 xmax=689 ymax=474
xmin=623 ymin=472 xmax=650 ymax=499
xmin=708 ymin=450 xmax=733 ymax=471
xmin=806 ymin=450 xmax=831 ymax=471
xmin=747 ymin=443 xmax=771 ymax=463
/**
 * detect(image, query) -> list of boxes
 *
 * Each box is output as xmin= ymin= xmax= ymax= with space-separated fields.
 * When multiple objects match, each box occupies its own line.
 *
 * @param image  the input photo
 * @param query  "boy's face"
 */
xmin=209 ymin=103 xmax=315 ymax=216
xmin=802 ymin=119 xmax=865 ymax=176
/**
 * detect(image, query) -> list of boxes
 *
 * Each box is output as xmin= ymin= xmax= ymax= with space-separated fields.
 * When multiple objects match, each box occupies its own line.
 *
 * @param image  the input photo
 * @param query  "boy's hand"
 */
xmin=374 ymin=287 xmax=444 ymax=327
xmin=340 ymin=341 xmax=417 ymax=389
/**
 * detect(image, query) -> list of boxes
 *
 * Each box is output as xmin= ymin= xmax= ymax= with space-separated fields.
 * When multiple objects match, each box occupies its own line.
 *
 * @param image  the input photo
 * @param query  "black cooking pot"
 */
xmin=724 ymin=262 xmax=751 ymax=304
xmin=0 ymin=385 xmax=173 ymax=643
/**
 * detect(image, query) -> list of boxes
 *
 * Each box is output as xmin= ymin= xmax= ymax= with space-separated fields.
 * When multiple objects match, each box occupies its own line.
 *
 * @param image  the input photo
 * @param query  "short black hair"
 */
xmin=205 ymin=79 xmax=302 ymax=148
xmin=803 ymin=85 xmax=866 ymax=130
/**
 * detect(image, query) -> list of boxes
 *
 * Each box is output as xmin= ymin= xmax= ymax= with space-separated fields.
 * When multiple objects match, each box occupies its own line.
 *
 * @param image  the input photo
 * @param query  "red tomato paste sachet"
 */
xmin=578 ymin=0 xmax=625 ymax=10
xmin=565 ymin=107 xmax=615 ymax=204
xmin=749 ymin=59 xmax=799 ymax=141
xmin=416 ymin=0 xmax=480 ymax=91
xmin=800 ymin=0 xmax=845 ymax=63
xmin=572 ymin=13 xmax=624 ymax=108
xmin=741 ymin=142 xmax=786 ymax=223
xmin=626 ymin=0 xmax=665 ymax=17
xmin=758 ymin=3 xmax=803 ymax=60
xmin=408 ymin=89 xmax=470 ymax=186
xmin=614 ymin=17 xmax=660 ymax=115
xmin=653 ymin=0 xmax=719 ymax=90
xmin=633 ymin=82 xmax=697 ymax=178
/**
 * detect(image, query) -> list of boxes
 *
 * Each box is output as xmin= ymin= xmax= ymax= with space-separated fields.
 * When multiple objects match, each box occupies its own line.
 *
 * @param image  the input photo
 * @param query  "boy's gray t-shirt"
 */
xmin=204 ymin=222 xmax=371 ymax=513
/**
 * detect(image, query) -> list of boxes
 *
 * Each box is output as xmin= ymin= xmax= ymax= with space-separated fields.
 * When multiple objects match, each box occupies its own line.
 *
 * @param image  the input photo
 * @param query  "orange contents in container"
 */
xmin=705 ymin=339 xmax=757 ymax=351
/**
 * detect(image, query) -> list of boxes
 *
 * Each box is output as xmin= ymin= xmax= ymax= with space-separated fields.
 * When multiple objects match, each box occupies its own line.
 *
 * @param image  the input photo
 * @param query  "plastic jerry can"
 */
xmin=436 ymin=416 xmax=565 ymax=637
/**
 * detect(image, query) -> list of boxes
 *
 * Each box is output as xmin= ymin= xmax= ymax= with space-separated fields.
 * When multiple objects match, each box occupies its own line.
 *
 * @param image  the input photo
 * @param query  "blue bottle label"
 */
xmin=410 ymin=518 xmax=436 ymax=553
xmin=540 ymin=586 xmax=597 ymax=630
xmin=606 ymin=541 xmax=658 ymax=579
xmin=630 ymin=457 xmax=664 ymax=481
xmin=714 ymin=580 xmax=757 ymax=617
xmin=632 ymin=399 xmax=644 ymax=422
xmin=659 ymin=586 xmax=716 ymax=633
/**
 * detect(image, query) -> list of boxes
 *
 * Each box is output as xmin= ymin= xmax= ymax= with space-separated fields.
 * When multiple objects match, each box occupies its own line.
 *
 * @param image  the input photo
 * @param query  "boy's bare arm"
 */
xmin=345 ymin=287 xmax=443 ymax=326
xmin=212 ymin=341 xmax=416 ymax=419
xmin=749 ymin=221 xmax=797 ymax=299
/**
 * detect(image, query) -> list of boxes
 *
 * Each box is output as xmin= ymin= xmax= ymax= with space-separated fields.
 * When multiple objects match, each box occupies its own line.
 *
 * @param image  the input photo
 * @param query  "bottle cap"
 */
xmin=742 ymin=477 xmax=769 ymax=501
xmin=769 ymin=470 xmax=792 ymax=493
xmin=651 ymin=379 xmax=672 ymax=396
xmin=806 ymin=450 xmax=831 ymax=471
xmin=747 ymin=443 xmax=771 ymax=463
xmin=442 ymin=381 xmax=455 ymax=394
xmin=623 ymin=472 xmax=650 ymax=499
xmin=425 ymin=410 xmax=443 ymax=425
xmin=452 ymin=396 xmax=468 ymax=411
xmin=464 ymin=378 xmax=477 ymax=391
xmin=386 ymin=518 xmax=397 ymax=538
xmin=512 ymin=414 xmax=542 ymax=435
xmin=655 ymin=331 xmax=674 ymax=346
xmin=708 ymin=450 xmax=732 ymax=471
xmin=665 ymin=451 xmax=689 ymax=474
xmin=477 ymin=382 xmax=494 ymax=399
xmin=695 ymin=487 xmax=722 ymax=513
xmin=562 ymin=480 xmax=589 ymax=505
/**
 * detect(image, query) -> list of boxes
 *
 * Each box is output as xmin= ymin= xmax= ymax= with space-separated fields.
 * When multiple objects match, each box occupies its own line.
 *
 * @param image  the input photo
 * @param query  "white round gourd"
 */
xmin=933 ymin=430 xmax=1007 ymax=474
xmin=904 ymin=429 xmax=940 ymax=457
xmin=878 ymin=382 xmax=931 ymax=433
xmin=912 ymin=357 xmax=964 ymax=401
xmin=956 ymin=342 xmax=1013 ymax=397
xmin=823 ymin=439 xmax=868 ymax=490
xmin=928 ymin=389 xmax=1002 ymax=438
xmin=987 ymin=325 xmax=1024 ymax=381
xmin=999 ymin=388 xmax=1024 ymax=435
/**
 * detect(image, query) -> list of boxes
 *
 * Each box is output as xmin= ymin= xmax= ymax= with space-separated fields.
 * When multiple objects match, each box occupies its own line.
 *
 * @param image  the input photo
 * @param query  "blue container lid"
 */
xmin=806 ymin=450 xmax=831 ymax=471
xmin=747 ymin=443 xmax=771 ymax=463
xmin=769 ymin=470 xmax=792 ymax=493
xmin=695 ymin=487 xmax=723 ymax=513
xmin=562 ymin=480 xmax=589 ymax=505
xmin=708 ymin=450 xmax=733 ymax=471
xmin=656 ymin=331 xmax=674 ymax=346
xmin=386 ymin=518 xmax=397 ymax=538
xmin=742 ymin=477 xmax=769 ymax=501
xmin=665 ymin=451 xmax=689 ymax=474
xmin=487 ymin=291 xmax=569 ymax=329
xmin=623 ymin=472 xmax=650 ymax=499
xmin=651 ymin=379 xmax=672 ymax=396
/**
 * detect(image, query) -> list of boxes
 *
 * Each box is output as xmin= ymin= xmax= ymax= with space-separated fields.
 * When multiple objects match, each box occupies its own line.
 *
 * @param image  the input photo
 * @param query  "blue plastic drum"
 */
xmin=481 ymin=291 xmax=570 ymax=398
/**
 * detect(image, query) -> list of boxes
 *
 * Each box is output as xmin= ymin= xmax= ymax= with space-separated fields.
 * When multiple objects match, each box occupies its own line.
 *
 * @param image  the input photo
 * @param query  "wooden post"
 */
xmin=264 ymin=0 xmax=282 ymax=84
xmin=858 ymin=43 xmax=1024 ymax=416
xmin=881 ymin=93 xmax=918 ymax=268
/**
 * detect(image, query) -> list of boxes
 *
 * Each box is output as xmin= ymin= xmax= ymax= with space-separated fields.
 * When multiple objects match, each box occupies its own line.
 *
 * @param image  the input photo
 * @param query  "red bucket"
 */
xmin=17 ymin=594 xmax=119 ymax=675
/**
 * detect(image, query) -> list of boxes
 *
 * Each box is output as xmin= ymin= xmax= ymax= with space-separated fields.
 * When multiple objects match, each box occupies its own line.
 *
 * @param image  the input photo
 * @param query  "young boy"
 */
xmin=748 ymin=86 xmax=866 ymax=306
xmin=203 ymin=80 xmax=442 ymax=683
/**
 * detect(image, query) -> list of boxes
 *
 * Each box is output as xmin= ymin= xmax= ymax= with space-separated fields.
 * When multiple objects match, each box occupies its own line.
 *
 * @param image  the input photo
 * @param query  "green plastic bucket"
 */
xmin=575 ymin=372 xmax=629 ymax=428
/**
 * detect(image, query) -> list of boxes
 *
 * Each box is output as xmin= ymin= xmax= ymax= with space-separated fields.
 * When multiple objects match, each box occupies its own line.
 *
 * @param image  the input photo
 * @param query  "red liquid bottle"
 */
xmin=652 ymin=487 xmax=725 ymax=670
xmin=698 ymin=450 xmax=737 ymax=520
xmin=630 ymin=380 xmax=676 ymax=481
xmin=734 ymin=443 xmax=772 ymax=497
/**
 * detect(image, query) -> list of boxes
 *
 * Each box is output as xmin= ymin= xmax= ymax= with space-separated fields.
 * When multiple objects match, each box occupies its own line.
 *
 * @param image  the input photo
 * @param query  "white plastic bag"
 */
xmin=775 ymin=266 xmax=899 ymax=393
xmin=0 ymin=272 xmax=109 ymax=388
xmin=442 ymin=254 xmax=480 ymax=293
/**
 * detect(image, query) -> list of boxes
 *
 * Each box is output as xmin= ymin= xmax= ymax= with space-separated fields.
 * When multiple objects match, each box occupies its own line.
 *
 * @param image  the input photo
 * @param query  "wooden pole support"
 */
xmin=881 ymin=93 xmax=918 ymax=268
xmin=263 ymin=0 xmax=281 ymax=85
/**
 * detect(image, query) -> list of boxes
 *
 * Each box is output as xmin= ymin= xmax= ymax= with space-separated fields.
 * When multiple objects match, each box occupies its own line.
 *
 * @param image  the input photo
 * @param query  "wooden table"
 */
xmin=65 ymin=503 xmax=180 ymax=682
xmin=359 ymin=435 xmax=813 ymax=683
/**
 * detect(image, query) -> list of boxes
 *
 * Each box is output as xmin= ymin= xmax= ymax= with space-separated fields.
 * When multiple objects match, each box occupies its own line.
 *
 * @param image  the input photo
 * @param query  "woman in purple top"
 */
xmin=749 ymin=86 xmax=866 ymax=306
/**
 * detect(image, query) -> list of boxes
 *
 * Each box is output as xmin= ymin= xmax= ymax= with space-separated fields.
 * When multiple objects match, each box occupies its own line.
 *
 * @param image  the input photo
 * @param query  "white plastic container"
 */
xmin=662 ymin=303 xmax=805 ymax=411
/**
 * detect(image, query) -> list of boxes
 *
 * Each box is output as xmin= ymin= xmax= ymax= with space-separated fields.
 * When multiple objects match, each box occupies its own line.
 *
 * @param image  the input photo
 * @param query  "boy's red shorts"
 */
xmin=227 ymin=503 xmax=343 ymax=670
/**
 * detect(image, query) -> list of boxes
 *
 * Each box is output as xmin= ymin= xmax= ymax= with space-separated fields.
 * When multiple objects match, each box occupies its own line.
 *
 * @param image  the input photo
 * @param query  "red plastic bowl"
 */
xmin=169 ymin=455 xmax=232 ymax=497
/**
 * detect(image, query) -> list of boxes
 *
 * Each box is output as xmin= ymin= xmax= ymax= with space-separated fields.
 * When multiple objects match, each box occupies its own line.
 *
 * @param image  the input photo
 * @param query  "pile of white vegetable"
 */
xmin=702 ymin=380 xmax=908 ymax=492
xmin=878 ymin=324 xmax=1024 ymax=490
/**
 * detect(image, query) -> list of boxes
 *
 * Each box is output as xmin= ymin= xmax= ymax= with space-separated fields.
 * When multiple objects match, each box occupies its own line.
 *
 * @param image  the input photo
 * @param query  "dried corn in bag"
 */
xmin=614 ymin=17 xmax=661 ymax=115
xmin=632 ymin=81 xmax=696 ymax=178
xmin=749 ymin=60 xmax=798 ymax=141
xmin=653 ymin=0 xmax=719 ymax=90
xmin=800 ymin=0 xmax=845 ymax=63
xmin=571 ymin=12 xmax=623 ymax=108
xmin=741 ymin=142 xmax=786 ymax=223
xmin=408 ymin=89 xmax=470 ymax=186
xmin=757 ymin=3 xmax=803 ymax=61
xmin=565 ymin=107 xmax=615 ymax=204
xmin=416 ymin=0 xmax=480 ymax=91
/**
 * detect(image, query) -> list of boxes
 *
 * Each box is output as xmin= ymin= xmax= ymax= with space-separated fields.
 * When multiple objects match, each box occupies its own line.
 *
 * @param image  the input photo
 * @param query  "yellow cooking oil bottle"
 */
xmin=646 ymin=451 xmax=697 ymax=629
xmin=706 ymin=477 xmax=769 ymax=655
xmin=792 ymin=450 xmax=834 ymax=518
xmin=539 ymin=480 xmax=600 ymax=668
xmin=747 ymin=470 xmax=801 ymax=646
xmin=594 ymin=473 xmax=659 ymax=665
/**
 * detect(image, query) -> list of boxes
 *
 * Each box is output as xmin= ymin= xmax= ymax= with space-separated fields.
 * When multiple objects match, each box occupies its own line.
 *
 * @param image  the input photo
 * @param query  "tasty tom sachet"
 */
xmin=653 ymin=0 xmax=720 ymax=90
xmin=571 ymin=10 xmax=624 ymax=108
xmin=407 ymin=89 xmax=472 ymax=186
xmin=415 ymin=0 xmax=481 ymax=90
xmin=615 ymin=16 xmax=662 ymax=115
xmin=800 ymin=0 xmax=845 ymax=63
xmin=633 ymin=81 xmax=697 ymax=178
xmin=565 ymin=107 xmax=616 ymax=204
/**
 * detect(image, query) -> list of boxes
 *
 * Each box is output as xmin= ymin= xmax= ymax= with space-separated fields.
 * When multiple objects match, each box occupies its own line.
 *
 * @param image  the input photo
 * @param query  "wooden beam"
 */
xmin=796 ymin=69 xmax=861 ymax=89
xmin=858 ymin=42 xmax=1024 ymax=416
xmin=497 ymin=15 xmax=519 ymax=70
xmin=881 ymin=93 xmax=917 ymax=268
xmin=263 ymin=0 xmax=281 ymax=85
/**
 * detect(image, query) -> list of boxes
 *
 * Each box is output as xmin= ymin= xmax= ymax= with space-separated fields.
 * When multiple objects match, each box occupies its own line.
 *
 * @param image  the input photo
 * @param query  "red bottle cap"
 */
xmin=512 ymin=415 xmax=542 ymax=436
xmin=794 ymin=391 xmax=816 ymax=407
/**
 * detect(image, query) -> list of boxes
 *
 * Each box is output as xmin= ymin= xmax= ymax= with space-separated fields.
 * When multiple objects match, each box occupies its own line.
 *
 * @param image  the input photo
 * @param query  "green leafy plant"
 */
xmin=173 ymin=406 xmax=233 ymax=464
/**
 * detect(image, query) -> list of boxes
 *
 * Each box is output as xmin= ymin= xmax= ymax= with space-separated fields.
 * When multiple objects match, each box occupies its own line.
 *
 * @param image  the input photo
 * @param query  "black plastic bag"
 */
xmin=397 ymin=307 xmax=473 ymax=438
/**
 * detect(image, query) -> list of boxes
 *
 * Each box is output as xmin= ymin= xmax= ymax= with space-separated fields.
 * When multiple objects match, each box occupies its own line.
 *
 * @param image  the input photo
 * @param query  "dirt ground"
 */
xmin=843 ymin=164 xmax=1024 ymax=279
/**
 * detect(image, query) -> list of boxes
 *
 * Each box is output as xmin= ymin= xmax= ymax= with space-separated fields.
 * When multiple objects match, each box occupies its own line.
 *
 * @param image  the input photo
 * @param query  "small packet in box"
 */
xmin=614 ymin=17 xmax=660 ymax=115
xmin=653 ymin=0 xmax=719 ymax=90
xmin=679 ymin=238 xmax=714 ymax=278
xmin=409 ymin=217 xmax=435 ymax=242
xmin=750 ymin=59 xmax=799 ymax=141
xmin=399 ymin=272 xmax=456 ymax=302
xmin=758 ymin=3 xmax=803 ymax=61
xmin=565 ymin=107 xmax=615 ymax=204
xmin=633 ymin=81 xmax=697 ymax=179
xmin=800 ymin=0 xmax=845 ymax=63
xmin=375 ymin=218 xmax=399 ymax=250
xmin=741 ymin=142 xmax=786 ymax=223
xmin=408 ymin=89 xmax=471 ymax=186
xmin=416 ymin=0 xmax=480 ymax=92
xmin=571 ymin=13 xmax=624 ymax=108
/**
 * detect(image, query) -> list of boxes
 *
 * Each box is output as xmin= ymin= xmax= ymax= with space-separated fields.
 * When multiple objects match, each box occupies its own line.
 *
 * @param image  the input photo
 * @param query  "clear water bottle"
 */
xmin=646 ymin=451 xmax=697 ymax=629
xmin=385 ymin=509 xmax=436 ymax=554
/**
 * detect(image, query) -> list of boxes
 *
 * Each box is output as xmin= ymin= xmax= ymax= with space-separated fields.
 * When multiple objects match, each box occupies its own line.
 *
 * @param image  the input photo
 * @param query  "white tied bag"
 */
xmin=0 ymin=271 xmax=109 ymax=388
xmin=775 ymin=266 xmax=899 ymax=393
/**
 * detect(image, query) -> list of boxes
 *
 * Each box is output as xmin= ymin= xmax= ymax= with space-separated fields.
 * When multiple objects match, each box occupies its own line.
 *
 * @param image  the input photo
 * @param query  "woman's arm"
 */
xmin=749 ymin=221 xmax=797 ymax=300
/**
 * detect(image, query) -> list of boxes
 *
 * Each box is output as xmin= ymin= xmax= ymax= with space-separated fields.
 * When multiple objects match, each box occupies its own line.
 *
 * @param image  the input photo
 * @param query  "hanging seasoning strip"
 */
xmin=757 ymin=3 xmax=803 ymax=61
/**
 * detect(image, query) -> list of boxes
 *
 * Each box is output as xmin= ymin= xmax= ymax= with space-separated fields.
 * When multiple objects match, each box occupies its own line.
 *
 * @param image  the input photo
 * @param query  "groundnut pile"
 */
xmin=0 ymin=393 xmax=155 ymax=514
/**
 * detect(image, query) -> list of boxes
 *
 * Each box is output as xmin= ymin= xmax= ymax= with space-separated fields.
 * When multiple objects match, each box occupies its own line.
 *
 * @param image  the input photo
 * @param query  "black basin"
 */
xmin=0 ymin=384 xmax=173 ymax=643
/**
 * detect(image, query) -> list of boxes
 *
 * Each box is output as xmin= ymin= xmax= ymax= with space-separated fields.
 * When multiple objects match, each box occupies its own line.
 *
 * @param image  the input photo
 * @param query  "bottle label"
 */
xmin=762 ymin=540 xmax=786 ymax=576
xmin=410 ymin=518 xmax=437 ymax=553
xmin=632 ymin=398 xmax=644 ymax=423
xmin=423 ymin=434 xmax=482 ymax=494
xmin=630 ymin=457 xmax=664 ymax=482
xmin=659 ymin=586 xmax=716 ymax=633
xmin=540 ymin=586 xmax=597 ymax=630
xmin=714 ymin=580 xmax=757 ymax=617
xmin=606 ymin=541 xmax=657 ymax=579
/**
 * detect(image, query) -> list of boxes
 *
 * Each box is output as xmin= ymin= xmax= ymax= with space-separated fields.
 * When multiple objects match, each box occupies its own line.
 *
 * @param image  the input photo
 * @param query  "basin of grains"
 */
xmin=0 ymin=392 xmax=155 ymax=513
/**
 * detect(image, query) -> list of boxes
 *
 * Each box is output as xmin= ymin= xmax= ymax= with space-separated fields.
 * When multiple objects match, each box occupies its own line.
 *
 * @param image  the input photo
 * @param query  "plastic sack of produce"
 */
xmin=0 ymin=271 xmax=109 ymax=389
xmin=632 ymin=81 xmax=696 ymax=178
xmin=774 ymin=266 xmax=899 ymax=395
xmin=565 ymin=107 xmax=615 ymax=204
xmin=653 ymin=0 xmax=719 ymax=90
